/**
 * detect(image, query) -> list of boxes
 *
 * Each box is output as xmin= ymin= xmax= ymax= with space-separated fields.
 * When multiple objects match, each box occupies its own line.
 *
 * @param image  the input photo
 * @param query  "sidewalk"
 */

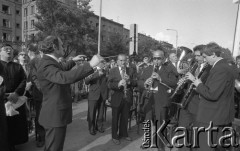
xmin=16 ymin=99 xmax=176 ymax=151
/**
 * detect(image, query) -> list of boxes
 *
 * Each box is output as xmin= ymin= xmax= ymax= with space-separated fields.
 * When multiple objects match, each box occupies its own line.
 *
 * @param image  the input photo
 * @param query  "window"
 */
xmin=16 ymin=36 xmax=20 ymax=41
xmin=3 ymin=19 xmax=10 ymax=28
xmin=31 ymin=20 xmax=34 ymax=28
xmin=96 ymin=23 xmax=99 ymax=27
xmin=16 ymin=23 xmax=20 ymax=28
xmin=31 ymin=5 xmax=35 ymax=14
xmin=24 ymin=8 xmax=28 ymax=17
xmin=16 ymin=10 xmax=20 ymax=15
xmin=2 ymin=33 xmax=10 ymax=41
xmin=24 ymin=21 xmax=28 ymax=30
xmin=2 ymin=5 xmax=10 ymax=14
xmin=24 ymin=34 xmax=27 ymax=41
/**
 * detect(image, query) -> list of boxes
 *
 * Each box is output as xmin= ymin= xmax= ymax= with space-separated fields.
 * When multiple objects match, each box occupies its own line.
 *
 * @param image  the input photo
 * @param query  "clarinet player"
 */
xmin=138 ymin=50 xmax=178 ymax=151
xmin=186 ymin=43 xmax=235 ymax=151
xmin=108 ymin=54 xmax=137 ymax=145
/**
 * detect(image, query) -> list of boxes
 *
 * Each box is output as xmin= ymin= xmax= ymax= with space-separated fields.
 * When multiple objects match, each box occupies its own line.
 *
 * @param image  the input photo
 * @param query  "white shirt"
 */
xmin=45 ymin=54 xmax=59 ymax=63
xmin=212 ymin=58 xmax=223 ymax=69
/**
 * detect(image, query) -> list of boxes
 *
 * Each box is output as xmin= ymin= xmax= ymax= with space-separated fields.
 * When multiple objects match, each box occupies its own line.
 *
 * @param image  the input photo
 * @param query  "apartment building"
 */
xmin=22 ymin=0 xmax=77 ymax=41
xmin=0 ymin=0 xmax=22 ymax=43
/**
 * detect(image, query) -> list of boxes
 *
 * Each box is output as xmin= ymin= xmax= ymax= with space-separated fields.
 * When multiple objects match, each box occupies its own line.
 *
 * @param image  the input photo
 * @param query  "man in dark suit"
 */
xmin=85 ymin=65 xmax=108 ymax=135
xmin=27 ymin=43 xmax=46 ymax=147
xmin=177 ymin=45 xmax=211 ymax=151
xmin=168 ymin=52 xmax=178 ymax=74
xmin=108 ymin=54 xmax=137 ymax=145
xmin=37 ymin=36 xmax=103 ymax=151
xmin=186 ymin=43 xmax=235 ymax=151
xmin=138 ymin=50 xmax=178 ymax=151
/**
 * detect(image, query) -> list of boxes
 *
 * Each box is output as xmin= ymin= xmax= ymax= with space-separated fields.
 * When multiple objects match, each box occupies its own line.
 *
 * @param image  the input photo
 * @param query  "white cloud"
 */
xmin=154 ymin=32 xmax=171 ymax=43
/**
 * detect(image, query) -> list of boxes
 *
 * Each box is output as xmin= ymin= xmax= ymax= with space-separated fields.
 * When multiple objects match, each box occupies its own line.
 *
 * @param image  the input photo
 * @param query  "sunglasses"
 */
xmin=153 ymin=57 xmax=164 ymax=60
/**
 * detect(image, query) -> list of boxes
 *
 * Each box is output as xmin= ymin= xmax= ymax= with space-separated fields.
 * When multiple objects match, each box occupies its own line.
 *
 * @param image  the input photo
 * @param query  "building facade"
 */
xmin=22 ymin=0 xmax=77 ymax=41
xmin=22 ymin=0 xmax=37 ymax=41
xmin=0 ymin=0 xmax=22 ymax=44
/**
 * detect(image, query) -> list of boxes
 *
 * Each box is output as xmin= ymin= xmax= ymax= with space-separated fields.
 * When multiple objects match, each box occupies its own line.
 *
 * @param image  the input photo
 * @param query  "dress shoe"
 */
xmin=89 ymin=129 xmax=96 ymax=135
xmin=122 ymin=136 xmax=132 ymax=141
xmin=97 ymin=127 xmax=105 ymax=133
xmin=36 ymin=140 xmax=45 ymax=148
xmin=112 ymin=138 xmax=120 ymax=145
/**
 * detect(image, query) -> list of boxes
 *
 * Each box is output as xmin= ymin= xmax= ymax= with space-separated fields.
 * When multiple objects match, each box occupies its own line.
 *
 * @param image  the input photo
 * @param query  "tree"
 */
xmin=101 ymin=32 xmax=128 ymax=57
xmin=35 ymin=0 xmax=97 ymax=57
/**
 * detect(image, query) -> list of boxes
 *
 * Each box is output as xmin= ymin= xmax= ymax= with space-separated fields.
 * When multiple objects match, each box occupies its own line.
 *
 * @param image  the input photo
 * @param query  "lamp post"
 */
xmin=98 ymin=0 xmax=102 ymax=55
xmin=166 ymin=29 xmax=178 ymax=54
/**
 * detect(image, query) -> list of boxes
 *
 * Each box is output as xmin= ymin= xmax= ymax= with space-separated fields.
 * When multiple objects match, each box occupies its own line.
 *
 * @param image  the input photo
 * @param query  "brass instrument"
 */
xmin=176 ymin=63 xmax=209 ymax=108
xmin=170 ymin=61 xmax=198 ymax=99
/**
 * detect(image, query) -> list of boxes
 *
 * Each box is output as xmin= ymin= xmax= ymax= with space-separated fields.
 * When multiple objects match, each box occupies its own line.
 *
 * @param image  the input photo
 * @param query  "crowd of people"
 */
xmin=0 ymin=35 xmax=240 ymax=151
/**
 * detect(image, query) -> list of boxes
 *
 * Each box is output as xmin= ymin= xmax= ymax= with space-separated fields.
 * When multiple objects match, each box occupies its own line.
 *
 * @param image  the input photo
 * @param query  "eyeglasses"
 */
xmin=153 ymin=57 xmax=164 ymax=60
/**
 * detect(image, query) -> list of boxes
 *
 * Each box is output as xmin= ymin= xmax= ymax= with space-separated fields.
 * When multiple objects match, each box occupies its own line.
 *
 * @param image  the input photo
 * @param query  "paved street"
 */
xmin=15 ymin=99 xmax=176 ymax=151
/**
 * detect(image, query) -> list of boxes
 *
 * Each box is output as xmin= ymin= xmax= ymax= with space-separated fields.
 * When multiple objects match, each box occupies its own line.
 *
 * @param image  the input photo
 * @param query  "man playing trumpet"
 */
xmin=108 ymin=54 xmax=137 ymax=145
xmin=138 ymin=50 xmax=178 ymax=151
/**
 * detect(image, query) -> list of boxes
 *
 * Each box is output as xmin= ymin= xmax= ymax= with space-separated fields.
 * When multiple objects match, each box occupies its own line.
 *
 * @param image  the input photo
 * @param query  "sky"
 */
xmin=89 ymin=0 xmax=238 ymax=50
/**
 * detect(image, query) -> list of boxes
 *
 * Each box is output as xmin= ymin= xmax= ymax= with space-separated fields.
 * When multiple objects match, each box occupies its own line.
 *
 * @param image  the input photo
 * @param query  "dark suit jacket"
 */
xmin=138 ymin=64 xmax=178 ymax=107
xmin=187 ymin=64 xmax=212 ymax=115
xmin=108 ymin=66 xmax=137 ymax=108
xmin=167 ymin=61 xmax=179 ymax=79
xmin=37 ymin=55 xmax=93 ymax=127
xmin=85 ymin=70 xmax=108 ymax=101
xmin=29 ymin=57 xmax=42 ymax=102
xmin=196 ymin=59 xmax=235 ymax=125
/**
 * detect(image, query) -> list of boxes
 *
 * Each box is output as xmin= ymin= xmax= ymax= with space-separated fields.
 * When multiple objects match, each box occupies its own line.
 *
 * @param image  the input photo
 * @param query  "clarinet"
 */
xmin=180 ymin=63 xmax=209 ymax=109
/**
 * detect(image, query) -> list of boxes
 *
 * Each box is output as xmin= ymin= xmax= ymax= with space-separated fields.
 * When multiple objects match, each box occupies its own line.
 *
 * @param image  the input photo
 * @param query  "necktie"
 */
xmin=195 ymin=64 xmax=201 ymax=77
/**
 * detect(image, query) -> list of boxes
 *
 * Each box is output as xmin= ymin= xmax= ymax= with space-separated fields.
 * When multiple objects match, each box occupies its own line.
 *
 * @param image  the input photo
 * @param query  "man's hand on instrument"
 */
xmin=192 ymin=78 xmax=202 ymax=87
xmin=177 ymin=77 xmax=186 ymax=85
xmin=144 ymin=78 xmax=153 ymax=88
xmin=185 ymin=72 xmax=195 ymax=82
xmin=8 ymin=92 xmax=19 ymax=104
xmin=152 ymin=72 xmax=161 ymax=81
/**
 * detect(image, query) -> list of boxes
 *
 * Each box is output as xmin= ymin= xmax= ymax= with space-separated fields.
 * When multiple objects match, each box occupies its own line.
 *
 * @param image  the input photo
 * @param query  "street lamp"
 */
xmin=98 ymin=0 xmax=102 ymax=55
xmin=166 ymin=29 xmax=178 ymax=54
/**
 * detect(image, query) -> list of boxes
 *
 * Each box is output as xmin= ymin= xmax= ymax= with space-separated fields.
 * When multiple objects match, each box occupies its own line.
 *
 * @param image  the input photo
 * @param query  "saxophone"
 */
xmin=170 ymin=61 xmax=198 ymax=99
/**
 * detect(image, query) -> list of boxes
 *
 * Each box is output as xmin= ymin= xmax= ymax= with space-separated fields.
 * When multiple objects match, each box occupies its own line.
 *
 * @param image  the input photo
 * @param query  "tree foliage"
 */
xmin=101 ymin=32 xmax=128 ymax=57
xmin=35 ymin=0 xmax=97 ymax=57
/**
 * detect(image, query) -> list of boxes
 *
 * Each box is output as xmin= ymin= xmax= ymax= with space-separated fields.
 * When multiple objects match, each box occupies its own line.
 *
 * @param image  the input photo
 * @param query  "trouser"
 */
xmin=145 ymin=106 xmax=168 ymax=150
xmin=178 ymin=109 xmax=196 ymax=151
xmin=35 ymin=101 xmax=45 ymax=141
xmin=193 ymin=122 xmax=232 ymax=151
xmin=112 ymin=100 xmax=130 ymax=139
xmin=44 ymin=126 xmax=67 ymax=151
xmin=87 ymin=95 xmax=105 ymax=131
